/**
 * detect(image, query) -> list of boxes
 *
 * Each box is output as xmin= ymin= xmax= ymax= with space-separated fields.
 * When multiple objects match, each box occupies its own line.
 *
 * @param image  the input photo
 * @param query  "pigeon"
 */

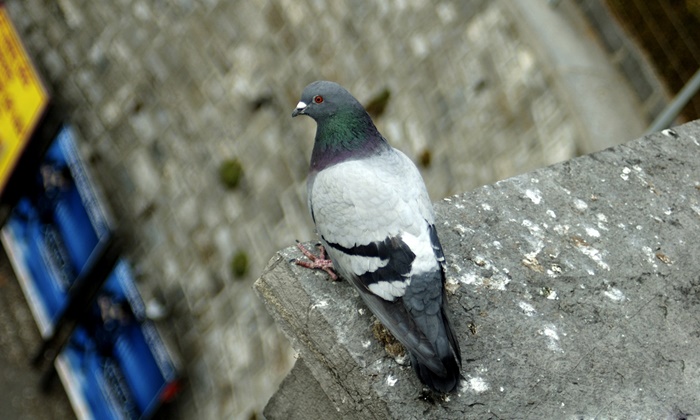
xmin=292 ymin=81 xmax=462 ymax=393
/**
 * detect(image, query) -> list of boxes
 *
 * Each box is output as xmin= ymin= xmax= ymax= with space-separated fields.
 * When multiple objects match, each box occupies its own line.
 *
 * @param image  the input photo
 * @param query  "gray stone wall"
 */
xmin=4 ymin=0 xmax=646 ymax=418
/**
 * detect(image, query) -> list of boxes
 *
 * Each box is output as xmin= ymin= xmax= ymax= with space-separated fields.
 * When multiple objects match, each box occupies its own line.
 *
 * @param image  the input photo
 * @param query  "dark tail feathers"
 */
xmin=411 ymin=303 xmax=462 ymax=393
xmin=411 ymin=351 xmax=461 ymax=393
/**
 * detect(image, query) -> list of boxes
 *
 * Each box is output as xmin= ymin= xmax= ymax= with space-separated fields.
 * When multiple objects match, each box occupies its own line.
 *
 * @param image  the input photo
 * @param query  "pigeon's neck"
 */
xmin=310 ymin=111 xmax=388 ymax=172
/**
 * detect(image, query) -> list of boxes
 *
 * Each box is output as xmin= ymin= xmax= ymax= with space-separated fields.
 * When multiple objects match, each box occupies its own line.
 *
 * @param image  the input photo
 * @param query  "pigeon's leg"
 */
xmin=294 ymin=241 xmax=339 ymax=281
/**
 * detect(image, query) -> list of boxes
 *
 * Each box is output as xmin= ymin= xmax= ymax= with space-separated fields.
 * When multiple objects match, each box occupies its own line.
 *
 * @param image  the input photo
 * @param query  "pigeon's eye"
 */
xmin=313 ymin=95 xmax=324 ymax=104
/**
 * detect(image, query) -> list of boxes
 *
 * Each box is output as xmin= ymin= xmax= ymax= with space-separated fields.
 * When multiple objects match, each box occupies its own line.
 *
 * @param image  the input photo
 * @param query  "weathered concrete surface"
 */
xmin=263 ymin=359 xmax=337 ymax=420
xmin=256 ymin=120 xmax=700 ymax=418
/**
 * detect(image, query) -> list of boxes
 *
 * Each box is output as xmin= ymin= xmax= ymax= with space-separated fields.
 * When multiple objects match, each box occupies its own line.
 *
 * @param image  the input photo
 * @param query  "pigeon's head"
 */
xmin=293 ymin=81 xmax=386 ymax=168
xmin=291 ymin=81 xmax=362 ymax=121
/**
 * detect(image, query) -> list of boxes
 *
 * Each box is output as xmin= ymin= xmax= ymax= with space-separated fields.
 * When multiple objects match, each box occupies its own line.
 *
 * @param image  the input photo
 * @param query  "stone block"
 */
xmin=256 ymin=121 xmax=700 ymax=418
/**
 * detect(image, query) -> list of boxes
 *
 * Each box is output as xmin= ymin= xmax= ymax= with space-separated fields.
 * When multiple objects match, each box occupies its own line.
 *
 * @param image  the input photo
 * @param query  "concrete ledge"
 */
xmin=255 ymin=120 xmax=700 ymax=418
xmin=263 ymin=359 xmax=337 ymax=419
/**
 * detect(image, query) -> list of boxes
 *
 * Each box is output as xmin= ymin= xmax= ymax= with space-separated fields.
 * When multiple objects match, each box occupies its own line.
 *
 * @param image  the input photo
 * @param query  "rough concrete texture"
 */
xmin=263 ymin=359 xmax=337 ymax=420
xmin=256 ymin=120 xmax=700 ymax=418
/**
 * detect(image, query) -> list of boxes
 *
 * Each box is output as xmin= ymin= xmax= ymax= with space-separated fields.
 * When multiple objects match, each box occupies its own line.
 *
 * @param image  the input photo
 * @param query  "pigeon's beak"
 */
xmin=292 ymin=101 xmax=307 ymax=118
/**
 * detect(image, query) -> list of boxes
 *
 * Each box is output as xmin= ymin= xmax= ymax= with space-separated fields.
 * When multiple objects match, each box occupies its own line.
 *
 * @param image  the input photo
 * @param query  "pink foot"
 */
xmin=294 ymin=242 xmax=339 ymax=281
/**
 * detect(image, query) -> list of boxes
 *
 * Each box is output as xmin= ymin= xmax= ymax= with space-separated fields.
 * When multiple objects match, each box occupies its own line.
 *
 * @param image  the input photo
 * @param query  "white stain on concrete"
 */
xmin=445 ymin=276 xmax=460 ymax=294
xmin=394 ymin=353 xmax=409 ymax=366
xmin=548 ymin=264 xmax=563 ymax=277
xmin=386 ymin=374 xmax=398 ymax=386
xmin=546 ymin=209 xmax=556 ymax=218
xmin=621 ymin=166 xmax=631 ymax=181
xmin=603 ymin=287 xmax=625 ymax=302
xmin=641 ymin=246 xmax=658 ymax=268
xmin=469 ymin=377 xmax=490 ymax=394
xmin=460 ymin=272 xmax=479 ymax=286
xmin=541 ymin=324 xmax=563 ymax=352
xmin=585 ymin=227 xmax=600 ymax=238
xmin=577 ymin=246 xmax=610 ymax=271
xmin=522 ymin=219 xmax=545 ymax=255
xmin=522 ymin=219 xmax=542 ymax=233
xmin=554 ymin=224 xmax=569 ymax=235
xmin=519 ymin=301 xmax=536 ymax=316
xmin=461 ymin=271 xmax=510 ymax=291
xmin=573 ymin=199 xmax=588 ymax=210
xmin=473 ymin=255 xmax=490 ymax=268
xmin=595 ymin=213 xmax=609 ymax=231
xmin=488 ymin=274 xmax=511 ymax=290
xmin=458 ymin=255 xmax=510 ymax=290
xmin=525 ymin=189 xmax=542 ymax=204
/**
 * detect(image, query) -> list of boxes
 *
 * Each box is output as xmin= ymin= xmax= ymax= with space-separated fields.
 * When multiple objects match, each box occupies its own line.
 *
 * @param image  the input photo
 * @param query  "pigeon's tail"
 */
xmin=411 ymin=354 xmax=461 ymax=394
xmin=409 ymin=298 xmax=462 ymax=393
xmin=351 ymin=265 xmax=463 ymax=394
xmin=401 ymin=270 xmax=462 ymax=394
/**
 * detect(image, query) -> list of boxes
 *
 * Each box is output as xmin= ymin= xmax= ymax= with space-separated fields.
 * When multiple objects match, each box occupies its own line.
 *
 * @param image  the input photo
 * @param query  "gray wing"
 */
xmin=309 ymin=148 xmax=455 ymax=374
xmin=309 ymin=148 xmax=440 ymax=292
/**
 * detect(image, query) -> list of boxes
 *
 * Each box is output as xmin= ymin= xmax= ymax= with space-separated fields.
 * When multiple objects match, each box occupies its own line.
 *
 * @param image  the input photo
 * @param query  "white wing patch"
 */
xmin=368 ymin=279 xmax=411 ymax=301
xmin=401 ymin=228 xmax=439 ymax=276
xmin=347 ymin=254 xmax=388 ymax=276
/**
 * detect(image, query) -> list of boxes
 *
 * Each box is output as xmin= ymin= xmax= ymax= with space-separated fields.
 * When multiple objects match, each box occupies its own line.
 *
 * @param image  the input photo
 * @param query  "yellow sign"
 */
xmin=0 ymin=6 xmax=49 ymax=190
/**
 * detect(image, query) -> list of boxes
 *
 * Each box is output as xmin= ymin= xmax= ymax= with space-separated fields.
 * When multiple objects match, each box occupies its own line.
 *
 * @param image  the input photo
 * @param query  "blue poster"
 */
xmin=2 ymin=125 xmax=180 ymax=419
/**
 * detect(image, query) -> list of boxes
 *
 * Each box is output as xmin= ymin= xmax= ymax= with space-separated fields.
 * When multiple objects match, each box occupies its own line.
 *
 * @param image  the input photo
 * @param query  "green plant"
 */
xmin=230 ymin=251 xmax=249 ymax=279
xmin=219 ymin=159 xmax=243 ymax=189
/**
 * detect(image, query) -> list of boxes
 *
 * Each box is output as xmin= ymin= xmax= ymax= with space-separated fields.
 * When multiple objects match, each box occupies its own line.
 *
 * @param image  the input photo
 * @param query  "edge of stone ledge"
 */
xmin=253 ymin=249 xmax=391 ymax=419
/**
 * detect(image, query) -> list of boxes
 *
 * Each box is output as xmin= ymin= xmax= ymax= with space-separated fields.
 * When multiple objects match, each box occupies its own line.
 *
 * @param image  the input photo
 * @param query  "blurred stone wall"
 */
xmin=4 ymin=0 xmax=645 ymax=418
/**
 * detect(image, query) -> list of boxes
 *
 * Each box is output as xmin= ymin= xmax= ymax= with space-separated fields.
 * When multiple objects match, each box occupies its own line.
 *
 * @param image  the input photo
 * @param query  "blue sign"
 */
xmin=1 ymin=124 xmax=181 ymax=419
xmin=2 ymin=125 xmax=112 ymax=336
xmin=56 ymin=260 xmax=181 ymax=420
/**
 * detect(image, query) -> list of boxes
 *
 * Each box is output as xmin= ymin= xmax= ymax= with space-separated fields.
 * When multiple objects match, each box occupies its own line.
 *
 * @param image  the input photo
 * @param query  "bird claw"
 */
xmin=294 ymin=242 xmax=339 ymax=281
